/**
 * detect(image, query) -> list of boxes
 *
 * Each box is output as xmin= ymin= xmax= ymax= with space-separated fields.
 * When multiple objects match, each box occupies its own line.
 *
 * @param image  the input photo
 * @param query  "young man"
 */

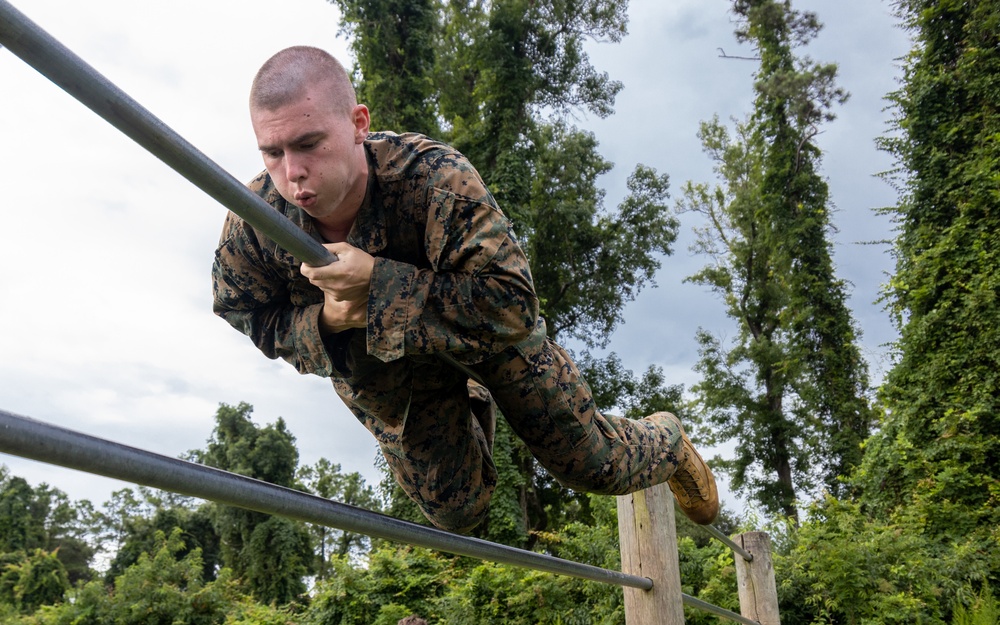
xmin=212 ymin=46 xmax=719 ymax=533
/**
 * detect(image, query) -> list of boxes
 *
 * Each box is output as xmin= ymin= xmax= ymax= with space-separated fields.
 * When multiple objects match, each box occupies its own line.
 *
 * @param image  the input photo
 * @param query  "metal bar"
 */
xmin=700 ymin=522 xmax=754 ymax=562
xmin=0 ymin=408 xmax=652 ymax=590
xmin=683 ymin=593 xmax=761 ymax=625
xmin=0 ymin=0 xmax=336 ymax=267
xmin=673 ymin=494 xmax=754 ymax=562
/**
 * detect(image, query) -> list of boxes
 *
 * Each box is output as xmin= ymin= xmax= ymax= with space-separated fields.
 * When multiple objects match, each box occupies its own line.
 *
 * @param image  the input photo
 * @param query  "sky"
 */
xmin=0 ymin=0 xmax=911 ymax=516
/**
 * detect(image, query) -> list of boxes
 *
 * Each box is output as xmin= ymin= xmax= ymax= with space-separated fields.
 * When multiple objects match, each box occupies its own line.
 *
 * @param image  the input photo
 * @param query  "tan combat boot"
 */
xmin=659 ymin=412 xmax=719 ymax=525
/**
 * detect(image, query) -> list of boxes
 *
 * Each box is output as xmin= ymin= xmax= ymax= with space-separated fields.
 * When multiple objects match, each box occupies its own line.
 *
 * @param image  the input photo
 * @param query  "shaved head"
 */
xmin=250 ymin=46 xmax=357 ymax=115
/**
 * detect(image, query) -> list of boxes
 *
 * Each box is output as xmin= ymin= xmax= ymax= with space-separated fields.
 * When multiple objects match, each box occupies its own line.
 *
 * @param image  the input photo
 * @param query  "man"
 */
xmin=213 ymin=46 xmax=719 ymax=533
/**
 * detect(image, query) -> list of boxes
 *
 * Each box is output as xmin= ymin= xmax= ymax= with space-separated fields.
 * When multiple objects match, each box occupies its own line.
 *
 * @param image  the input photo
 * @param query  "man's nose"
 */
xmin=285 ymin=153 xmax=306 ymax=181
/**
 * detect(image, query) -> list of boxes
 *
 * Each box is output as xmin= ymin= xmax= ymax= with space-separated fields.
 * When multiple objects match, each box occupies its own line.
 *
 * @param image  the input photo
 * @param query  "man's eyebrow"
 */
xmin=259 ymin=131 xmax=326 ymax=152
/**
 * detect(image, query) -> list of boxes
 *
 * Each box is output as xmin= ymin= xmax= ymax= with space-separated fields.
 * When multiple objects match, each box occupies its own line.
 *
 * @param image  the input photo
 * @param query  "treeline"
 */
xmin=0 ymin=404 xmax=740 ymax=624
xmin=2 ymin=0 xmax=999 ymax=623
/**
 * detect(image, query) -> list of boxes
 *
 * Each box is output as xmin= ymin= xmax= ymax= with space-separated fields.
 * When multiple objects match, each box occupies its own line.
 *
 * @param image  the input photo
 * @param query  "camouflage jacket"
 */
xmin=212 ymin=132 xmax=540 ymax=379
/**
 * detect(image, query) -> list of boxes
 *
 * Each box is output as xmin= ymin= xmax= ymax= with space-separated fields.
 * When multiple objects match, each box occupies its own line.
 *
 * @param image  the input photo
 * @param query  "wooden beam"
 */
xmin=617 ymin=483 xmax=685 ymax=624
xmin=734 ymin=531 xmax=780 ymax=625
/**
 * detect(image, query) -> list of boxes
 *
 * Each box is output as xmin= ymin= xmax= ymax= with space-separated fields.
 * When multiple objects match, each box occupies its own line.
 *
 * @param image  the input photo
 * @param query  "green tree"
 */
xmin=0 ymin=473 xmax=95 ymax=586
xmin=199 ymin=402 xmax=313 ymax=605
xmin=329 ymin=0 xmax=441 ymax=135
xmin=680 ymin=0 xmax=872 ymax=518
xmin=298 ymin=458 xmax=381 ymax=579
xmin=860 ymin=0 xmax=1000 ymax=532
xmin=103 ymin=500 xmax=220 ymax=585
xmin=0 ymin=549 xmax=69 ymax=614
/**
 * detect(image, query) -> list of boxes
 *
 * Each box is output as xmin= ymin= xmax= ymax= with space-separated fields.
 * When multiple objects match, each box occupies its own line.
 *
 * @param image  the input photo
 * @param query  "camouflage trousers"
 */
xmin=332 ymin=324 xmax=683 ymax=533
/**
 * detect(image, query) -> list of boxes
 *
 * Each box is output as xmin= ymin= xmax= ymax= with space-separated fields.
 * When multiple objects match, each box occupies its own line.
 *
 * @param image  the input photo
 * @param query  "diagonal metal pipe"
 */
xmin=0 ymin=0 xmax=335 ymax=267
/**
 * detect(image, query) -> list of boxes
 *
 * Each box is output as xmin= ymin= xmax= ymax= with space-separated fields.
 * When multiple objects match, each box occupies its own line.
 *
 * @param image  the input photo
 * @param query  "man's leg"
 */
xmin=334 ymin=360 xmax=497 ymax=533
xmin=473 ymin=323 xmax=718 ymax=523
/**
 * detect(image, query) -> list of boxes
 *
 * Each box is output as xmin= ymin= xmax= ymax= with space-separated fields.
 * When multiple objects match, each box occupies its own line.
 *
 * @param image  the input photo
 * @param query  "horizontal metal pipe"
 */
xmin=683 ymin=593 xmax=761 ymax=625
xmin=0 ymin=0 xmax=336 ymax=267
xmin=0 ymin=408 xmax=652 ymax=590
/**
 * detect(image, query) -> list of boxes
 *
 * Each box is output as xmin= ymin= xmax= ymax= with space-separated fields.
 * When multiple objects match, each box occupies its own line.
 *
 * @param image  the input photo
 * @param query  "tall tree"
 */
xmin=859 ymin=0 xmax=1000 ymax=543
xmin=199 ymin=402 xmax=313 ymax=605
xmin=680 ymin=0 xmax=872 ymax=518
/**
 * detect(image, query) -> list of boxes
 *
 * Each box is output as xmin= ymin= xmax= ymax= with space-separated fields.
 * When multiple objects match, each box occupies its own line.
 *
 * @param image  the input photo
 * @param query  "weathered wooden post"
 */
xmin=617 ymin=482 xmax=685 ymax=624
xmin=734 ymin=531 xmax=780 ymax=625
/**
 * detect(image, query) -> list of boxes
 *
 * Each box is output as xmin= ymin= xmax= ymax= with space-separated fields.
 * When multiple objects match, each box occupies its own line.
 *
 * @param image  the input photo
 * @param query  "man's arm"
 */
xmin=363 ymin=158 xmax=539 ymax=365
xmin=212 ymin=211 xmax=337 ymax=376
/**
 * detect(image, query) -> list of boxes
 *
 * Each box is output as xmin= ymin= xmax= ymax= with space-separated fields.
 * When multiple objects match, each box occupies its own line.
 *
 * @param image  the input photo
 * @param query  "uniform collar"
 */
xmin=345 ymin=142 xmax=388 ymax=255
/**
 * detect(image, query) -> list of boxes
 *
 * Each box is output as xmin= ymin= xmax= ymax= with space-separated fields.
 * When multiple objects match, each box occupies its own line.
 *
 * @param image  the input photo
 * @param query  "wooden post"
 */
xmin=734 ymin=531 xmax=780 ymax=625
xmin=617 ymin=482 xmax=684 ymax=624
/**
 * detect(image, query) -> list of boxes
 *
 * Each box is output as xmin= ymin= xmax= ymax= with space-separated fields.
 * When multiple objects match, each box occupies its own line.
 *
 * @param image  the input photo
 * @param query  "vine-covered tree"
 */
xmin=859 ymin=0 xmax=1000 ymax=547
xmin=328 ymin=0 xmax=440 ymax=135
xmin=680 ymin=0 xmax=872 ymax=519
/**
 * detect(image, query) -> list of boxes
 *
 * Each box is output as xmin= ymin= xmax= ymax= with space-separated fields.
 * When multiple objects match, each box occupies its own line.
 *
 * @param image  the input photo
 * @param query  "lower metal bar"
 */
xmin=683 ymin=593 xmax=761 ymax=625
xmin=700 ymin=522 xmax=754 ymax=562
xmin=0 ymin=408 xmax=652 ymax=590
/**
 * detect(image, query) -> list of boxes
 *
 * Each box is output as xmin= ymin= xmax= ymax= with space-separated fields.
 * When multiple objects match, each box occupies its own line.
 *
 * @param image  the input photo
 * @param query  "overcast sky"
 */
xmin=0 ymin=0 xmax=910 ymax=515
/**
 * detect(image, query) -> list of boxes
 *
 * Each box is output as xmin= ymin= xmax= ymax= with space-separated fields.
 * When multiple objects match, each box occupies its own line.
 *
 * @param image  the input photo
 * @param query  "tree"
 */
xmin=0 ymin=549 xmax=69 ymax=614
xmin=199 ymin=402 xmax=313 ymax=605
xmin=859 ymin=0 xmax=1000 ymax=549
xmin=0 ymin=474 xmax=95 ymax=585
xmin=104 ymin=500 xmax=221 ymax=585
xmin=680 ymin=0 xmax=872 ymax=518
xmin=298 ymin=458 xmax=381 ymax=578
xmin=329 ymin=0 xmax=441 ymax=135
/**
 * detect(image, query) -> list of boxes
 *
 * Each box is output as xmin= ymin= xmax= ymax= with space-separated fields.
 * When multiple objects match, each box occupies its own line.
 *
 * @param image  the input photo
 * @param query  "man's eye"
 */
xmin=263 ymin=150 xmax=282 ymax=159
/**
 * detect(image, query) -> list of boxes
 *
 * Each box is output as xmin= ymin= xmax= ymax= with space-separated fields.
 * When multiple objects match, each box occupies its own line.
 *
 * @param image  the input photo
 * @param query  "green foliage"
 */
xmin=200 ymin=402 xmax=313 ymax=605
xmin=862 ymin=0 xmax=1000 ymax=549
xmin=0 ymin=549 xmax=69 ymax=614
xmin=329 ymin=0 xmax=441 ymax=135
xmin=12 ymin=529 xmax=246 ymax=625
xmin=952 ymin=586 xmax=999 ymax=625
xmin=104 ymin=498 xmax=220 ymax=585
xmin=681 ymin=1 xmax=873 ymax=518
xmin=528 ymin=124 xmax=677 ymax=347
xmin=305 ymin=546 xmax=451 ymax=624
xmin=0 ymin=471 xmax=95 ymax=586
xmin=775 ymin=496 xmax=994 ymax=625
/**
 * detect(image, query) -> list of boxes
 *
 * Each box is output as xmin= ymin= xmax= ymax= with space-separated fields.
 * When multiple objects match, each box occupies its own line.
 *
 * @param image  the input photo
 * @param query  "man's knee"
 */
xmin=421 ymin=500 xmax=491 ymax=534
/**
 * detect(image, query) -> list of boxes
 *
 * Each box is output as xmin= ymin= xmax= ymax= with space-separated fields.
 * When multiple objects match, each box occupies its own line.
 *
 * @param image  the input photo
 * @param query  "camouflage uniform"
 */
xmin=213 ymin=132 xmax=682 ymax=532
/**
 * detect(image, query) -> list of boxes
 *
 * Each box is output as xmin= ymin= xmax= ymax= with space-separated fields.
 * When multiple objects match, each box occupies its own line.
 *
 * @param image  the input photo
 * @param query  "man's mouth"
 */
xmin=294 ymin=191 xmax=317 ymax=208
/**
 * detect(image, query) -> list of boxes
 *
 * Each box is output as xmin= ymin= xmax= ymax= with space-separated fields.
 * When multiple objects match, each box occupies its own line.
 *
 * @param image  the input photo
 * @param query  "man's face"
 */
xmin=251 ymin=86 xmax=369 ymax=228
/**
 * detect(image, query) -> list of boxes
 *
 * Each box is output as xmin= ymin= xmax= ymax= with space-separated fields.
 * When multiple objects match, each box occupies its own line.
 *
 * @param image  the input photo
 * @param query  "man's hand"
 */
xmin=300 ymin=242 xmax=374 ymax=335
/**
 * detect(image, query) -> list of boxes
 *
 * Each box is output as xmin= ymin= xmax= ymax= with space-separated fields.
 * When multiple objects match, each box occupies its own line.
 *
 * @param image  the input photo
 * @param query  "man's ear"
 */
xmin=352 ymin=104 xmax=371 ymax=142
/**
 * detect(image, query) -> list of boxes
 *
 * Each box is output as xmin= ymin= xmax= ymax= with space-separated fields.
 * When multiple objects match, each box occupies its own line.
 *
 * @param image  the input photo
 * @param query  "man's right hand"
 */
xmin=300 ymin=242 xmax=374 ymax=334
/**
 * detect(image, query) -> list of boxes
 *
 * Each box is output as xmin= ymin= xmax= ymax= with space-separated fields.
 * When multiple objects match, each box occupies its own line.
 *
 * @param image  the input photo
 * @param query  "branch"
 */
xmin=718 ymin=47 xmax=760 ymax=61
